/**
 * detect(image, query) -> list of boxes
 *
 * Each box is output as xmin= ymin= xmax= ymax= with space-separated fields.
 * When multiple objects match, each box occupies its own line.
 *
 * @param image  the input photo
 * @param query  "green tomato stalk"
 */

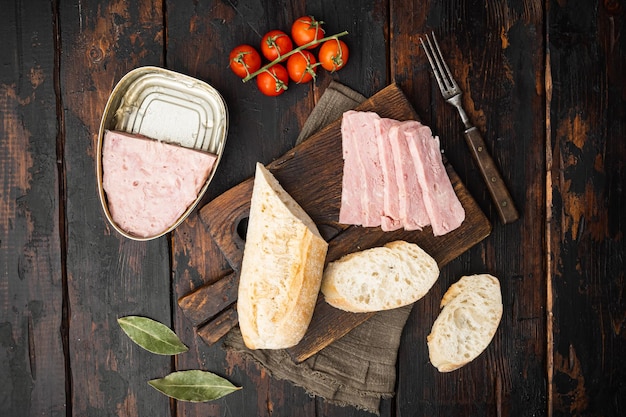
xmin=242 ymin=31 xmax=349 ymax=83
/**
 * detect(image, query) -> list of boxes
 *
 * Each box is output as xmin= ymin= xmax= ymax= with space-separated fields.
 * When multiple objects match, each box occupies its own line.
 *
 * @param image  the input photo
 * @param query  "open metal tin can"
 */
xmin=96 ymin=66 xmax=228 ymax=241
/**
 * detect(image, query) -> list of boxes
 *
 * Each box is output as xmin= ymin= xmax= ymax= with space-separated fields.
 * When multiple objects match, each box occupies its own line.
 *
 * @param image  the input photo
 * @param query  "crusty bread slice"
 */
xmin=320 ymin=240 xmax=439 ymax=312
xmin=237 ymin=163 xmax=328 ymax=350
xmin=427 ymin=274 xmax=503 ymax=372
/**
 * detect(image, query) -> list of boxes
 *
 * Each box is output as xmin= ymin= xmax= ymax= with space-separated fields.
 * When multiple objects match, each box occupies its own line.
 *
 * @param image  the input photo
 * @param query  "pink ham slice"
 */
xmin=354 ymin=111 xmax=385 ymax=227
xmin=375 ymin=117 xmax=403 ymax=231
xmin=339 ymin=110 xmax=385 ymax=227
xmin=102 ymin=130 xmax=217 ymax=238
xmin=339 ymin=110 xmax=464 ymax=236
xmin=404 ymin=124 xmax=465 ymax=236
xmin=388 ymin=121 xmax=431 ymax=230
xmin=339 ymin=112 xmax=365 ymax=225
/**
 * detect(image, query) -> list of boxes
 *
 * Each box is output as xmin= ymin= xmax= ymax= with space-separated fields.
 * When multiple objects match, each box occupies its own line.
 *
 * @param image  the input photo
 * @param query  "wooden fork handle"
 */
xmin=464 ymin=127 xmax=519 ymax=224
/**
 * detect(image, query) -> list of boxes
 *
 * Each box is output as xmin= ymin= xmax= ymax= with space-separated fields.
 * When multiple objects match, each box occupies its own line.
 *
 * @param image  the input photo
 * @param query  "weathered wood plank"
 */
xmin=547 ymin=1 xmax=626 ymax=415
xmin=5 ymin=0 xmax=626 ymax=416
xmin=0 ymin=1 xmax=66 ymax=415
xmin=168 ymin=1 xmax=389 ymax=416
xmin=171 ymin=216 xmax=239 ymax=417
xmin=191 ymin=84 xmax=491 ymax=361
xmin=59 ymin=1 xmax=173 ymax=416
xmin=166 ymin=0 xmax=315 ymax=415
xmin=391 ymin=1 xmax=546 ymax=416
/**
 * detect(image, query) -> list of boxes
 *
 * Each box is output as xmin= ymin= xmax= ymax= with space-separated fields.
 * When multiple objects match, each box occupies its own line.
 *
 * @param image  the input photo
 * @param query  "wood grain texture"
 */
xmin=391 ymin=1 xmax=546 ymax=416
xmin=196 ymin=306 xmax=239 ymax=346
xmin=166 ymin=1 xmax=324 ymax=416
xmin=190 ymin=85 xmax=491 ymax=362
xmin=2 ymin=0 xmax=624 ymax=416
xmin=548 ymin=1 xmax=626 ymax=415
xmin=59 ymin=1 xmax=172 ymax=416
xmin=178 ymin=271 xmax=238 ymax=327
xmin=0 ymin=1 xmax=66 ymax=415
xmin=462 ymin=126 xmax=520 ymax=224
xmin=171 ymin=216 xmax=237 ymax=417
xmin=168 ymin=1 xmax=392 ymax=416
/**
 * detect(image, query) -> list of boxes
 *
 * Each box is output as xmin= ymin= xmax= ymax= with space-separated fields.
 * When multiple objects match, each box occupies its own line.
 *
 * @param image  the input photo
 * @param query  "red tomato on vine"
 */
xmin=318 ymin=39 xmax=349 ymax=72
xmin=256 ymin=64 xmax=289 ymax=96
xmin=229 ymin=45 xmax=262 ymax=78
xmin=261 ymin=30 xmax=293 ymax=61
xmin=287 ymin=50 xmax=317 ymax=83
xmin=291 ymin=16 xmax=325 ymax=48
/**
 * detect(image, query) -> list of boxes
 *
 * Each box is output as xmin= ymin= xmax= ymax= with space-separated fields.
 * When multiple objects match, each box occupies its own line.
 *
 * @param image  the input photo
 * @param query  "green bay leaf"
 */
xmin=148 ymin=370 xmax=242 ymax=402
xmin=118 ymin=316 xmax=188 ymax=355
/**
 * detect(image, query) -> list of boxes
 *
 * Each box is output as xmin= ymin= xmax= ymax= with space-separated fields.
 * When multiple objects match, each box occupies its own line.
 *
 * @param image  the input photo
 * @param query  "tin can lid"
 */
xmin=96 ymin=67 xmax=229 ymax=241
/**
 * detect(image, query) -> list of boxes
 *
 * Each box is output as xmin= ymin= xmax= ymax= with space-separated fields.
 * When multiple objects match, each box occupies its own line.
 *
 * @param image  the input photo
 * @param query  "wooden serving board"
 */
xmin=179 ymin=84 xmax=492 ymax=362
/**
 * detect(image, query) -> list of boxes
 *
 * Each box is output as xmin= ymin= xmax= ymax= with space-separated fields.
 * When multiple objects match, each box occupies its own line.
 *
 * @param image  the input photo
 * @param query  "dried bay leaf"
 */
xmin=118 ymin=316 xmax=188 ymax=355
xmin=148 ymin=370 xmax=242 ymax=401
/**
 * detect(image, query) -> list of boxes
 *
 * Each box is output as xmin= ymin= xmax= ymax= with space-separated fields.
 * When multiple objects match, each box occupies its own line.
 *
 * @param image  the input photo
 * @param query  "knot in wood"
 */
xmin=604 ymin=0 xmax=622 ymax=14
xmin=88 ymin=45 xmax=104 ymax=63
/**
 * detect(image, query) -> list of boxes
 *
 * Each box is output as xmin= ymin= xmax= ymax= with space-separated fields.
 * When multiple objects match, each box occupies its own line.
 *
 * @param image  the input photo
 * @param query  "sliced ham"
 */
xmin=388 ymin=121 xmax=430 ymax=230
xmin=375 ymin=117 xmax=403 ymax=231
xmin=339 ymin=110 xmax=385 ymax=227
xmin=355 ymin=112 xmax=385 ymax=227
xmin=102 ymin=130 xmax=217 ymax=238
xmin=339 ymin=110 xmax=464 ymax=236
xmin=339 ymin=112 xmax=365 ymax=225
xmin=405 ymin=124 xmax=465 ymax=236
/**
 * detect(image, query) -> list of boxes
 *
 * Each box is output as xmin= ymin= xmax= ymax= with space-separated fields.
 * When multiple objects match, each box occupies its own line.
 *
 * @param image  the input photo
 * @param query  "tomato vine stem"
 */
xmin=242 ymin=31 xmax=349 ymax=83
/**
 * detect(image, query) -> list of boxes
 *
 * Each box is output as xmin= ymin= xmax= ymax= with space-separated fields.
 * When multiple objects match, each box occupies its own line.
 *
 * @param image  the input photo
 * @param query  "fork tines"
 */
xmin=419 ymin=32 xmax=459 ymax=98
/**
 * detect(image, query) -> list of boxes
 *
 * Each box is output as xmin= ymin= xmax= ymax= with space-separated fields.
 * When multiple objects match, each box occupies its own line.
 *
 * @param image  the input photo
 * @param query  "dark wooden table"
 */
xmin=2 ymin=1 xmax=624 ymax=416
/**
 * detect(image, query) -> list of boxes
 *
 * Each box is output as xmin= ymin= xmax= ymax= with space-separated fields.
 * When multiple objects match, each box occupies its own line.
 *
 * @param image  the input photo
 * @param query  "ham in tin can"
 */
xmin=96 ymin=67 xmax=228 ymax=240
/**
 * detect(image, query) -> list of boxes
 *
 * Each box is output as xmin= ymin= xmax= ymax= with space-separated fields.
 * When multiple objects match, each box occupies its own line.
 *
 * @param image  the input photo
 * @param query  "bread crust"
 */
xmin=427 ymin=274 xmax=503 ymax=372
xmin=237 ymin=163 xmax=328 ymax=349
xmin=321 ymin=240 xmax=439 ymax=312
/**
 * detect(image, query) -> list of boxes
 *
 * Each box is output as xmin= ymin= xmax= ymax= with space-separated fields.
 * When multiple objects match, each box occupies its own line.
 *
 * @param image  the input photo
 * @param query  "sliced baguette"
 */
xmin=427 ymin=274 xmax=503 ymax=372
xmin=321 ymin=240 xmax=439 ymax=312
xmin=237 ymin=163 xmax=328 ymax=350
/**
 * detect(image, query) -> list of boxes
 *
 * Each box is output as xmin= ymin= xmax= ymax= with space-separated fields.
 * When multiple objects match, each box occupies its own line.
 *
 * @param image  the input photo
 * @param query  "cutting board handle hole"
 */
xmin=236 ymin=216 xmax=249 ymax=241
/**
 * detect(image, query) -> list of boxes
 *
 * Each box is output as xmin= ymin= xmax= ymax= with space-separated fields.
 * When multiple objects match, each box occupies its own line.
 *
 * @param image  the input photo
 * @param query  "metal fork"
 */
xmin=420 ymin=32 xmax=519 ymax=224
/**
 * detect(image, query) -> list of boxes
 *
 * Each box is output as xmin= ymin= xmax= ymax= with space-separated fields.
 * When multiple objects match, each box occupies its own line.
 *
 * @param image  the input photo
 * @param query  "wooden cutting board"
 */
xmin=179 ymin=83 xmax=492 ymax=362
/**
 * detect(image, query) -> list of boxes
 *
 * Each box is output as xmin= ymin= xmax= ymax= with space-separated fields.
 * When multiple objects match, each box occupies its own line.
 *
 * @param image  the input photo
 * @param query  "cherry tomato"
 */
xmin=229 ymin=45 xmax=262 ymax=78
xmin=287 ymin=50 xmax=317 ymax=84
xmin=318 ymin=39 xmax=349 ymax=72
xmin=261 ymin=30 xmax=293 ymax=61
xmin=256 ymin=64 xmax=289 ymax=96
xmin=291 ymin=16 xmax=325 ymax=48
